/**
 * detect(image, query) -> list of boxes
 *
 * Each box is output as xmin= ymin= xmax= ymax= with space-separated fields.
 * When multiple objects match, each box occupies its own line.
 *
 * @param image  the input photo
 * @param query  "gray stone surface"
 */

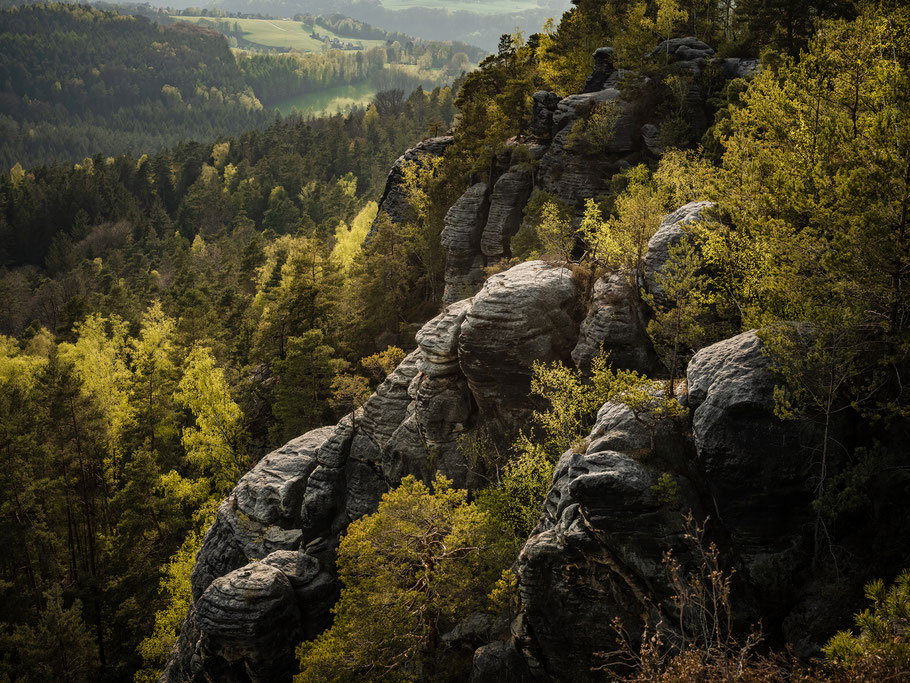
xmin=441 ymin=182 xmax=490 ymax=305
xmin=571 ymin=272 xmax=659 ymax=373
xmin=529 ymin=90 xmax=561 ymax=139
xmin=481 ymin=169 xmax=534 ymax=258
xmin=189 ymin=426 xmax=334 ymax=601
xmin=582 ymin=47 xmax=616 ymax=93
xmin=459 ymin=261 xmax=582 ymax=436
xmin=642 ymin=200 xmax=715 ymax=304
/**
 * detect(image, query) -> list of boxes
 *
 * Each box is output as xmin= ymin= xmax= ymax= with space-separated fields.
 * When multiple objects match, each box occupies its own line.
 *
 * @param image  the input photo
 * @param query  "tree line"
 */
xmin=0 ymin=84 xmax=460 ymax=681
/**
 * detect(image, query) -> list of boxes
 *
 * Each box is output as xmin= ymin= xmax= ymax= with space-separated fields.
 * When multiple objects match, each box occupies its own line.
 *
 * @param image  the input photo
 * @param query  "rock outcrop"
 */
xmin=438 ymin=41 xmax=753 ymax=305
xmin=166 ymin=41 xmax=787 ymax=683
xmin=470 ymin=329 xmax=839 ymax=681
xmin=162 ymin=260 xmax=617 ymax=682
xmin=441 ymin=182 xmax=490 ymax=304
xmin=642 ymin=200 xmax=715 ymax=304
xmin=368 ymin=135 xmax=453 ymax=239
xmin=571 ymin=272 xmax=659 ymax=373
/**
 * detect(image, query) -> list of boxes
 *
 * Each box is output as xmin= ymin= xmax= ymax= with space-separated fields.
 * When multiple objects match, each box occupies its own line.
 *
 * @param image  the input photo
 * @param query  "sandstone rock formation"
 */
xmin=471 ymin=329 xmax=837 ymax=681
xmin=165 ymin=42 xmax=782 ymax=683
xmin=642 ymin=200 xmax=715 ymax=304
xmin=162 ymin=260 xmax=613 ymax=681
xmin=367 ymin=135 xmax=453 ymax=239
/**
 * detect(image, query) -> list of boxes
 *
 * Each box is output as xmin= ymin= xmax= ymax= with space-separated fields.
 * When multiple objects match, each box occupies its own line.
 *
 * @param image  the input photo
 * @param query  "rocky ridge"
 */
xmin=427 ymin=44 xmax=756 ymax=306
xmin=163 ymin=44 xmax=858 ymax=683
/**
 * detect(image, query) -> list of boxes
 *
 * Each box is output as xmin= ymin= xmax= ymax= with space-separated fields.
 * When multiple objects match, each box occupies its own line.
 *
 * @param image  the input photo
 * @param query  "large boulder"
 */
xmin=162 ymin=563 xmax=303 ymax=683
xmin=501 ymin=329 xmax=834 ymax=680
xmin=687 ymin=331 xmax=820 ymax=580
xmin=189 ymin=427 xmax=334 ymax=600
xmin=512 ymin=394 xmax=695 ymax=680
xmin=441 ymin=183 xmax=490 ymax=305
xmin=459 ymin=261 xmax=583 ymax=437
xmin=642 ymin=200 xmax=714 ymax=304
xmin=571 ymin=272 xmax=659 ymax=373
xmin=481 ymin=169 xmax=534 ymax=259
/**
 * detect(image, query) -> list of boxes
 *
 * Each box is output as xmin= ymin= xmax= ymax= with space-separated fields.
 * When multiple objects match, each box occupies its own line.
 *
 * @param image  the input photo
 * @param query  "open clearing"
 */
xmin=173 ymin=16 xmax=387 ymax=52
xmin=380 ymin=0 xmax=548 ymax=14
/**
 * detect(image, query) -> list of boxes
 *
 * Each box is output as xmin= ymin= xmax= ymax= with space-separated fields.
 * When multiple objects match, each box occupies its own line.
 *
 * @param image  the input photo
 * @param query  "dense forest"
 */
xmin=0 ymin=3 xmax=475 ymax=169
xmin=2 ymin=0 xmax=910 ymax=681
xmin=0 ymin=85 xmax=459 ymax=681
xmin=0 ymin=3 xmax=273 ymax=170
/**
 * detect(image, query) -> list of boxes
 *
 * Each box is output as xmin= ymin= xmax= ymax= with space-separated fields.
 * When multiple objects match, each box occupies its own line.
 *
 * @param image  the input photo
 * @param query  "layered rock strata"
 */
xmin=162 ymin=261 xmax=609 ymax=681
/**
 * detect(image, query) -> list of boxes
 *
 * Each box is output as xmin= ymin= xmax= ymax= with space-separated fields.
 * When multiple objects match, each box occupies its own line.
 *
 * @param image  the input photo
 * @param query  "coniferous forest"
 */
xmin=1 ymin=1 xmax=910 ymax=682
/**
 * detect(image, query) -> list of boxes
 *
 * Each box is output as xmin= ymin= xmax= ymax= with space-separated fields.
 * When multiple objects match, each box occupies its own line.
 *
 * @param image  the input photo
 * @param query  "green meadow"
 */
xmin=174 ymin=16 xmax=388 ymax=52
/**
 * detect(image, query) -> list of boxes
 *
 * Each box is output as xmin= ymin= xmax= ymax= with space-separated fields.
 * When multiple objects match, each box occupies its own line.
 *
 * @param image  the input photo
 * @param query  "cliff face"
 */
xmin=163 ymin=46 xmax=855 ymax=683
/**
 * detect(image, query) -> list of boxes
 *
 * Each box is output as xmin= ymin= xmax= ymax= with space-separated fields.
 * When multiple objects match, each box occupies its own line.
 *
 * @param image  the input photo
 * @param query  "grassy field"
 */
xmin=272 ymin=80 xmax=378 ymax=117
xmin=379 ymin=0 xmax=547 ymax=14
xmin=174 ymin=16 xmax=388 ymax=51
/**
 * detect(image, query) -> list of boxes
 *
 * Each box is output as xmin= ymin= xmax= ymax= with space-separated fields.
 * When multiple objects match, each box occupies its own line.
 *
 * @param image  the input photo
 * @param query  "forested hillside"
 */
xmin=203 ymin=0 xmax=574 ymax=51
xmin=1 ymin=0 xmax=910 ymax=682
xmin=0 ymin=3 xmax=272 ymax=170
xmin=0 ymin=86 xmax=457 ymax=681
xmin=0 ymin=3 xmax=476 ymax=169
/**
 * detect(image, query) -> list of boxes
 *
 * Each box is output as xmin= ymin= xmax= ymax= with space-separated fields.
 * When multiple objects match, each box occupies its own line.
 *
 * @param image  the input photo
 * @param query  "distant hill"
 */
xmin=0 ymin=3 xmax=273 ymax=169
xmin=0 ymin=2 xmax=482 ymax=169
xmin=155 ymin=0 xmax=575 ymax=52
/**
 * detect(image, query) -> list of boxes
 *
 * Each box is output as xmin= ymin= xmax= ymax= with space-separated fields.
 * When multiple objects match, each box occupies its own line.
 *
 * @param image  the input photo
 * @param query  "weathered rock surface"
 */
xmin=718 ymin=57 xmax=760 ymax=79
xmin=441 ymin=182 xmax=491 ymax=305
xmin=530 ymin=90 xmax=561 ymax=139
xmin=481 ymin=169 xmax=534 ymax=259
xmin=582 ymin=47 xmax=616 ymax=93
xmin=167 ymin=39 xmax=781 ymax=682
xmin=687 ymin=330 xmax=820 ymax=580
xmin=368 ymin=135 xmax=453 ymax=238
xmin=571 ymin=272 xmax=659 ymax=373
xmin=460 ymin=261 xmax=583 ymax=437
xmin=509 ymin=393 xmax=695 ymax=680
xmin=164 ymin=259 xmax=615 ymax=682
xmin=162 ymin=563 xmax=303 ymax=683
xmin=189 ymin=427 xmax=334 ymax=601
xmin=642 ymin=200 xmax=715 ymax=304
xmin=496 ymin=330 xmax=838 ymax=680
xmin=651 ymin=36 xmax=715 ymax=62
xmin=442 ymin=182 xmax=490 ymax=256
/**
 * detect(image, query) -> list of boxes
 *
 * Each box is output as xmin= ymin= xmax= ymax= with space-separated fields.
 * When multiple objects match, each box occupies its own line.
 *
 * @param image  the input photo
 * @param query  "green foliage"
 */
xmin=175 ymin=346 xmax=248 ymax=496
xmin=296 ymin=475 xmax=512 ymax=681
xmin=0 ymin=3 xmax=270 ymax=170
xmin=511 ymin=191 xmax=570 ymax=261
xmin=360 ymin=345 xmax=407 ymax=382
xmin=135 ymin=501 xmax=219 ymax=682
xmin=332 ymin=201 xmax=379 ymax=270
xmin=650 ymin=472 xmax=682 ymax=508
xmin=480 ymin=352 xmax=683 ymax=540
xmin=477 ymin=438 xmax=555 ymax=540
xmin=593 ymin=360 xmax=687 ymax=453
xmin=535 ymin=199 xmax=576 ymax=262
xmin=566 ymin=102 xmax=621 ymax=154
xmin=2 ymin=584 xmax=99 ymax=683
xmin=643 ymin=236 xmax=710 ymax=392
xmin=824 ymin=569 xmax=910 ymax=676
xmin=271 ymin=329 xmax=343 ymax=444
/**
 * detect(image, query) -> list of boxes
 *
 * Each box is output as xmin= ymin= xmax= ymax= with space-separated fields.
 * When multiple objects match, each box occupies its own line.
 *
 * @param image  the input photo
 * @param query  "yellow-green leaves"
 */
xmin=536 ymin=199 xmax=575 ymax=262
xmin=824 ymin=568 xmax=910 ymax=675
xmin=175 ymin=346 xmax=247 ymax=496
xmin=296 ymin=475 xmax=511 ymax=681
